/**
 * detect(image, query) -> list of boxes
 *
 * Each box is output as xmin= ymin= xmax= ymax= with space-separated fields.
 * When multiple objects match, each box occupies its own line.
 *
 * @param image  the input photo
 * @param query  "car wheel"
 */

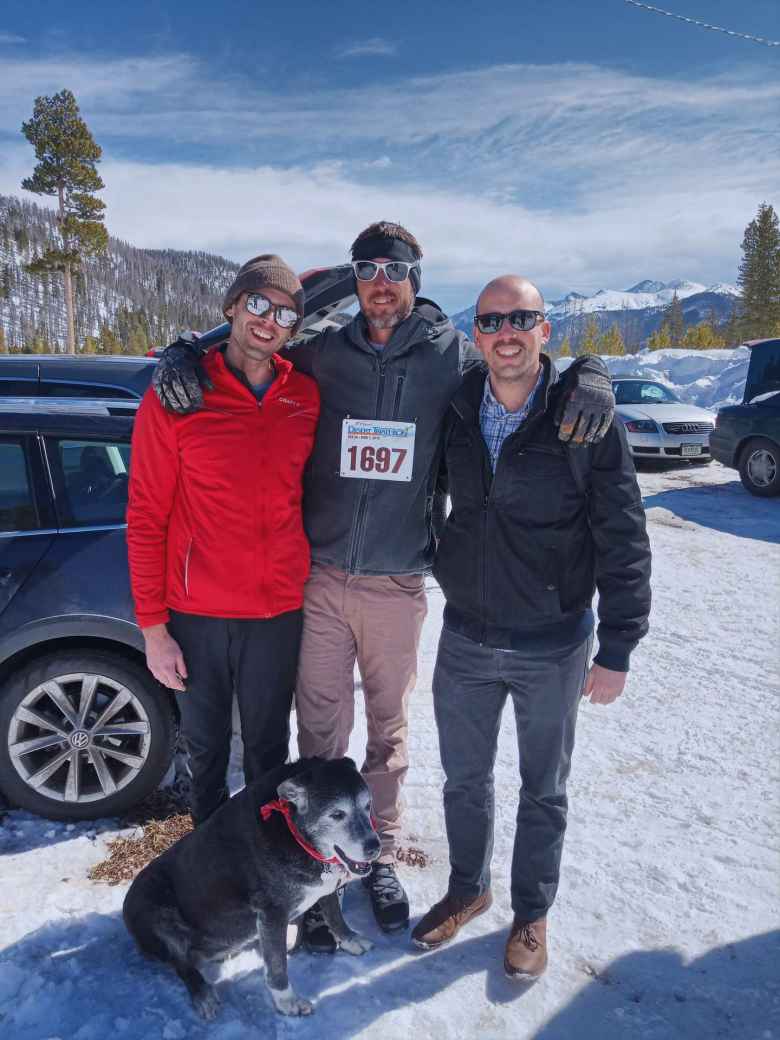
xmin=0 ymin=650 xmax=176 ymax=821
xmin=738 ymin=438 xmax=780 ymax=497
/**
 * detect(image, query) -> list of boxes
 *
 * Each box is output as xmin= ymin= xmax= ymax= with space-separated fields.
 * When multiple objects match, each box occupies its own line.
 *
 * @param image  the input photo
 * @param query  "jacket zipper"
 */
xmin=347 ymin=358 xmax=387 ymax=572
xmin=184 ymin=538 xmax=193 ymax=597
xmin=391 ymin=372 xmax=405 ymax=419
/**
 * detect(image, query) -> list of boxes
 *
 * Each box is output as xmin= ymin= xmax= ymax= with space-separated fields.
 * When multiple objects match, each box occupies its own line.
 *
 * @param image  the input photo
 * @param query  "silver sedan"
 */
xmin=613 ymin=378 xmax=716 ymax=461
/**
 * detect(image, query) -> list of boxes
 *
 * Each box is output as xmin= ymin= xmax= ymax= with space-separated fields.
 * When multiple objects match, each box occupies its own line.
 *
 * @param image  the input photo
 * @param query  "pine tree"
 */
xmin=579 ymin=316 xmax=601 ymax=354
xmin=0 ymin=326 xmax=7 ymax=354
xmin=558 ymin=336 xmax=572 ymax=357
xmin=21 ymin=89 xmax=108 ymax=354
xmin=599 ymin=324 xmax=625 ymax=356
xmin=97 ymin=323 xmax=121 ymax=353
xmin=647 ymin=322 xmax=672 ymax=351
xmin=738 ymin=202 xmax=780 ymax=340
xmin=665 ymin=292 xmax=685 ymax=344
xmin=681 ymin=321 xmax=724 ymax=349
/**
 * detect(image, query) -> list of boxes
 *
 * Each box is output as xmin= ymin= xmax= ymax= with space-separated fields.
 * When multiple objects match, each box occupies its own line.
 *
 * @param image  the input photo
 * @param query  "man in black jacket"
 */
xmin=152 ymin=232 xmax=616 ymax=948
xmin=412 ymin=275 xmax=651 ymax=980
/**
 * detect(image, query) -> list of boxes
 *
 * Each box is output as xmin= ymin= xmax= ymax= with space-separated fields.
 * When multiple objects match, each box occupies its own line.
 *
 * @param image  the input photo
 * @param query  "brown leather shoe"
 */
xmin=411 ymin=890 xmax=492 ymax=950
xmin=504 ymin=916 xmax=548 ymax=980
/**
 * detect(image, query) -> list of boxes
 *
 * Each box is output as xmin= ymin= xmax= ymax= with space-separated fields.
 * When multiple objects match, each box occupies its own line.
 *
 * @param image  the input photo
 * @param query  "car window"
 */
xmin=0 ymin=439 xmax=38 ymax=532
xmin=55 ymin=439 xmax=131 ymax=527
xmin=614 ymin=381 xmax=679 ymax=405
xmin=41 ymin=381 xmax=139 ymax=401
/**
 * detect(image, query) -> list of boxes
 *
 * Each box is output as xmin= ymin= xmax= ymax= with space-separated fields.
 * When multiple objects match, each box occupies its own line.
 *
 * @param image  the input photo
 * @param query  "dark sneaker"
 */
xmin=301 ymin=895 xmax=339 ymax=954
xmin=504 ymin=916 xmax=548 ymax=980
xmin=363 ymin=862 xmax=409 ymax=932
xmin=411 ymin=890 xmax=492 ymax=950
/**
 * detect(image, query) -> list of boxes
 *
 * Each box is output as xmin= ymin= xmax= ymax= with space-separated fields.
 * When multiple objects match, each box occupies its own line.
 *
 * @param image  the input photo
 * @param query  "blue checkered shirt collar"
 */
xmin=479 ymin=366 xmax=544 ymax=471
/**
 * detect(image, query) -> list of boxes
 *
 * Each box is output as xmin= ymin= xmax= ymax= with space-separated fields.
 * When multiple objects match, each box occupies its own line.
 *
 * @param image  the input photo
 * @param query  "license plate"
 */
xmin=681 ymin=443 xmax=702 ymax=457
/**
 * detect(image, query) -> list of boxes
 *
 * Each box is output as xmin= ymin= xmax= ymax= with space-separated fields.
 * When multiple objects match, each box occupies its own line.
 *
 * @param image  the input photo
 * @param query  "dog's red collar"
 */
xmin=259 ymin=798 xmax=342 ymax=867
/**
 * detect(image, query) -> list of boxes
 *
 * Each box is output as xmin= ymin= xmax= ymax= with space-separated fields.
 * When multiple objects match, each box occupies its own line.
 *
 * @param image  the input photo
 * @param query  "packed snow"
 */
xmin=1 ymin=352 xmax=778 ymax=1040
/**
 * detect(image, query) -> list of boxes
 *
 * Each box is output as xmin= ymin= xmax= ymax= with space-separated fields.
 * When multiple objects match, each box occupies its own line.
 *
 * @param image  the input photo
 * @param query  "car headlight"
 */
xmin=624 ymin=419 xmax=658 ymax=433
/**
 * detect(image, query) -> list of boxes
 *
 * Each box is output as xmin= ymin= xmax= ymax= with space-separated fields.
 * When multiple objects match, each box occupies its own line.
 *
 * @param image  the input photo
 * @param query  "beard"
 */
xmin=364 ymin=296 xmax=415 ymax=331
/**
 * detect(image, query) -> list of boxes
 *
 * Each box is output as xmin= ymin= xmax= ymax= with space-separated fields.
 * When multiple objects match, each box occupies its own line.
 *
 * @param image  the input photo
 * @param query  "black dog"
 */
xmin=123 ymin=757 xmax=381 ymax=1019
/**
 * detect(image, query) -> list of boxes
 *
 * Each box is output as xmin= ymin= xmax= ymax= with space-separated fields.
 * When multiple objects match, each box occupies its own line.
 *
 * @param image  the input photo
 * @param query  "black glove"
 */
xmin=152 ymin=331 xmax=213 ymax=414
xmin=554 ymin=355 xmax=614 ymax=444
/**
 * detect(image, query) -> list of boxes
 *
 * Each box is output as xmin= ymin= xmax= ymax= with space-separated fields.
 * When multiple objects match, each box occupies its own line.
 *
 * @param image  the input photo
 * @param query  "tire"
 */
xmin=0 ymin=650 xmax=177 ymax=821
xmin=738 ymin=438 xmax=780 ymax=497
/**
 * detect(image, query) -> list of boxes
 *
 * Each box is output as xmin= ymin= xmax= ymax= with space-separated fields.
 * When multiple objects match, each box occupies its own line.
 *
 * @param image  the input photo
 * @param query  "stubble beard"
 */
xmin=364 ymin=294 xmax=415 ymax=332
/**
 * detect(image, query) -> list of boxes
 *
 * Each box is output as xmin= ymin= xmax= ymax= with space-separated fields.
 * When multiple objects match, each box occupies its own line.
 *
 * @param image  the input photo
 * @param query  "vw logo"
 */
xmin=70 ymin=730 xmax=90 ymax=750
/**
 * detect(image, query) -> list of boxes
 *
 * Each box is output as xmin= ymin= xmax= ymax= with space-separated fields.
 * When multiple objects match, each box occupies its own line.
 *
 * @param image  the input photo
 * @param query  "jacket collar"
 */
xmin=204 ymin=346 xmax=294 ymax=401
xmin=452 ymin=353 xmax=560 ymax=427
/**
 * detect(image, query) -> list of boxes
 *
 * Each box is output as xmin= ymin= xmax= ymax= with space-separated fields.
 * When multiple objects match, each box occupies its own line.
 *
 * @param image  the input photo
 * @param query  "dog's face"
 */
xmin=277 ymin=758 xmax=381 ymax=877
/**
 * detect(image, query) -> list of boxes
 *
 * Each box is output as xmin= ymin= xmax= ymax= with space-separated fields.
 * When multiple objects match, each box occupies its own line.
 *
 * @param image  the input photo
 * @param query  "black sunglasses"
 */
xmin=474 ymin=310 xmax=545 ymax=334
xmin=245 ymin=292 xmax=298 ymax=329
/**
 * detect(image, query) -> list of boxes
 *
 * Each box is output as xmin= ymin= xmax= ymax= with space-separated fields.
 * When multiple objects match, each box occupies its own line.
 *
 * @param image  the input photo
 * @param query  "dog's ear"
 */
xmin=277 ymin=777 xmax=309 ymax=815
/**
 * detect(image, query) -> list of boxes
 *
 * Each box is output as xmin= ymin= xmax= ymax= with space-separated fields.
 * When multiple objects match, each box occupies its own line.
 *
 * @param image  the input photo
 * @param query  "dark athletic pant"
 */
xmin=432 ymin=625 xmax=592 ymax=922
xmin=168 ymin=609 xmax=302 ymax=825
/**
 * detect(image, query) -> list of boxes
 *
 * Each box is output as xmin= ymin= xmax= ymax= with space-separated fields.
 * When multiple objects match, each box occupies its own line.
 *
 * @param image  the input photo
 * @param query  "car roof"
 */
xmin=0 ymin=354 xmax=157 ymax=397
xmin=0 ymin=410 xmax=134 ymax=438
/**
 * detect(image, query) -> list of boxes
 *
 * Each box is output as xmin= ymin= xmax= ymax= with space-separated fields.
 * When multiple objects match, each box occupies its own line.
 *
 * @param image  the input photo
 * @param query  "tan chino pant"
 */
xmin=295 ymin=564 xmax=428 ymax=861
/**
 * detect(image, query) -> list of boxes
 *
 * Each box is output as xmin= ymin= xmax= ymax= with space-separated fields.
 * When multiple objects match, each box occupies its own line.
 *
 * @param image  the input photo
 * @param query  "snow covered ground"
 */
xmin=1 ymin=458 xmax=778 ymax=1040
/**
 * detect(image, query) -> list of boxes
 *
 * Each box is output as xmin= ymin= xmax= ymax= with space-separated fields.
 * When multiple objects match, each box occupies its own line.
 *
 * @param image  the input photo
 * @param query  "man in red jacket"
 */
xmin=127 ymin=255 xmax=320 ymax=824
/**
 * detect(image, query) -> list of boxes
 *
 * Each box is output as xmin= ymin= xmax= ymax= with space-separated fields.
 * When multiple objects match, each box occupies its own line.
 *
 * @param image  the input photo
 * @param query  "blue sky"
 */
xmin=1 ymin=0 xmax=778 ymax=313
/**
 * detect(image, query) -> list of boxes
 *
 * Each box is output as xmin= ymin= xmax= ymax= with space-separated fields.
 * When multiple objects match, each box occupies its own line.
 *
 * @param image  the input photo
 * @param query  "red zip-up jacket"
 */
xmin=127 ymin=348 xmax=319 ymax=628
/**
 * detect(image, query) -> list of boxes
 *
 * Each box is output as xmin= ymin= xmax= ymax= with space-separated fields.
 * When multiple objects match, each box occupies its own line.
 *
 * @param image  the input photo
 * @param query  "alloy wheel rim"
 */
xmin=747 ymin=449 xmax=777 ymax=488
xmin=8 ymin=672 xmax=152 ymax=804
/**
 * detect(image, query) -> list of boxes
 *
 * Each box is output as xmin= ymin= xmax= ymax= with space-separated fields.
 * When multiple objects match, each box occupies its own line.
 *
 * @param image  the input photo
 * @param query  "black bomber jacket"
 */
xmin=433 ymin=357 xmax=652 ymax=671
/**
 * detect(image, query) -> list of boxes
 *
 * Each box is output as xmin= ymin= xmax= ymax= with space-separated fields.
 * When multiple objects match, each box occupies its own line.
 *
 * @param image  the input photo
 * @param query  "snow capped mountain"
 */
xmin=449 ymin=278 xmax=741 ymax=349
xmin=546 ymin=280 xmax=740 ymax=318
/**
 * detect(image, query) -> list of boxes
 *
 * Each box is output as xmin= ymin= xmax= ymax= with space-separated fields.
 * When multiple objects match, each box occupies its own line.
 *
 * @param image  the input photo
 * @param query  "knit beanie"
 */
xmin=222 ymin=254 xmax=304 ymax=327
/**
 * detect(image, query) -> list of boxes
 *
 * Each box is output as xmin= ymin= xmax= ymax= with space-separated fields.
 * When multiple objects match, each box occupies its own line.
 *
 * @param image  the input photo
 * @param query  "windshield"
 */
xmin=614 ymin=380 xmax=680 ymax=405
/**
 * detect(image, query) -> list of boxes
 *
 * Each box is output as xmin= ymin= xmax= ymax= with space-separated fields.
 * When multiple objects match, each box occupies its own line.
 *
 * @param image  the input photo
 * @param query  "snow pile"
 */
xmin=559 ymin=347 xmax=750 ymax=410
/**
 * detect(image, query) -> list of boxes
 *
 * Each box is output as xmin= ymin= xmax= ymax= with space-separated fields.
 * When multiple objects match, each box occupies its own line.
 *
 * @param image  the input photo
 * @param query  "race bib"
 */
xmin=340 ymin=419 xmax=416 ymax=482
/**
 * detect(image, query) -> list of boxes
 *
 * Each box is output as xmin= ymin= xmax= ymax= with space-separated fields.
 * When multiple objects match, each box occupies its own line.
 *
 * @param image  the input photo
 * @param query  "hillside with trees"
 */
xmin=0 ymin=193 xmax=237 ymax=354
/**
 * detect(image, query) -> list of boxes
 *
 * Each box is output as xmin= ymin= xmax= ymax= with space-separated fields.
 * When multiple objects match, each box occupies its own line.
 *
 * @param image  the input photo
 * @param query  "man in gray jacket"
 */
xmin=152 ymin=222 xmax=615 ymax=947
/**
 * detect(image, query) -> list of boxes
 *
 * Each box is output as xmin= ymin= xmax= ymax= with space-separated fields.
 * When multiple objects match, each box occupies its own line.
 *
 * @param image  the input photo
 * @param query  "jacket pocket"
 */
xmin=387 ymin=573 xmax=425 ymax=591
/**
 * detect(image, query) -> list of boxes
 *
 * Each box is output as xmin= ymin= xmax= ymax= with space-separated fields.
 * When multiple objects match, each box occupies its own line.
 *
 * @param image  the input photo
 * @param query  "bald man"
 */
xmin=412 ymin=275 xmax=651 ymax=979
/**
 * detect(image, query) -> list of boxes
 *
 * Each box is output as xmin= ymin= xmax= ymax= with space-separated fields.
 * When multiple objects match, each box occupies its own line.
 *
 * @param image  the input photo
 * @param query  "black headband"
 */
xmin=351 ymin=234 xmax=420 ymax=264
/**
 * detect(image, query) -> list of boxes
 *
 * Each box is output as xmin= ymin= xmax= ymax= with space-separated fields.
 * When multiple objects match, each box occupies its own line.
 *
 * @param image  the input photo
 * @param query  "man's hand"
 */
xmin=143 ymin=624 xmax=188 ymax=691
xmin=152 ymin=332 xmax=212 ymax=415
xmin=583 ymin=663 xmax=627 ymax=705
xmin=555 ymin=356 xmax=614 ymax=444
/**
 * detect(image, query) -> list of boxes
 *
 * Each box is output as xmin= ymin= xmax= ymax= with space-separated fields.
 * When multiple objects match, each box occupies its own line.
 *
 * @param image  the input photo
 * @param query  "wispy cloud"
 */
xmin=0 ymin=32 xmax=26 ymax=45
xmin=336 ymin=37 xmax=397 ymax=58
xmin=0 ymin=50 xmax=775 ymax=306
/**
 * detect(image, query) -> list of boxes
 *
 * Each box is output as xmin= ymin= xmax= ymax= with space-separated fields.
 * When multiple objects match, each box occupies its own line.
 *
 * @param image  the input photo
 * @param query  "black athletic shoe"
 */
xmin=301 ymin=886 xmax=346 ymax=954
xmin=363 ymin=862 xmax=409 ymax=932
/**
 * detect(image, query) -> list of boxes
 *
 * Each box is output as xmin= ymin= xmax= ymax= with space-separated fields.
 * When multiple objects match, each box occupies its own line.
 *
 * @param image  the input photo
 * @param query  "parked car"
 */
xmin=710 ymin=338 xmax=780 ymax=497
xmin=0 ymin=406 xmax=178 ymax=820
xmin=613 ymin=378 xmax=716 ymax=462
xmin=0 ymin=354 xmax=157 ymax=415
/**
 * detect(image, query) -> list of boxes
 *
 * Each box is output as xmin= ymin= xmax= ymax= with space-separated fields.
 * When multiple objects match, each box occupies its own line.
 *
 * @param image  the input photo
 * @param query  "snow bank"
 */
xmin=558 ymin=347 xmax=750 ymax=410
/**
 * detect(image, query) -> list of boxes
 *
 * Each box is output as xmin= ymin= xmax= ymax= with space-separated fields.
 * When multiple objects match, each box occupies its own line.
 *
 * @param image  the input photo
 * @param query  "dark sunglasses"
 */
xmin=245 ymin=292 xmax=298 ymax=329
xmin=351 ymin=260 xmax=419 ymax=283
xmin=474 ymin=310 xmax=545 ymax=335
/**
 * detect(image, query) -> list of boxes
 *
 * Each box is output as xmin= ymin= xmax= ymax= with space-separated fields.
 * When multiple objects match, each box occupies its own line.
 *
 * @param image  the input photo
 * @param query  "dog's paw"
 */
xmin=270 ymin=986 xmax=314 ymax=1017
xmin=192 ymin=986 xmax=221 ymax=1021
xmin=339 ymin=933 xmax=374 ymax=956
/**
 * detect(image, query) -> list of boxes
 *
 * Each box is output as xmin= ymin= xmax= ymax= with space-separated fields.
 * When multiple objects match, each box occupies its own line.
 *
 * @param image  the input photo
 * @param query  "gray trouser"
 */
xmin=432 ymin=625 xmax=592 ymax=922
